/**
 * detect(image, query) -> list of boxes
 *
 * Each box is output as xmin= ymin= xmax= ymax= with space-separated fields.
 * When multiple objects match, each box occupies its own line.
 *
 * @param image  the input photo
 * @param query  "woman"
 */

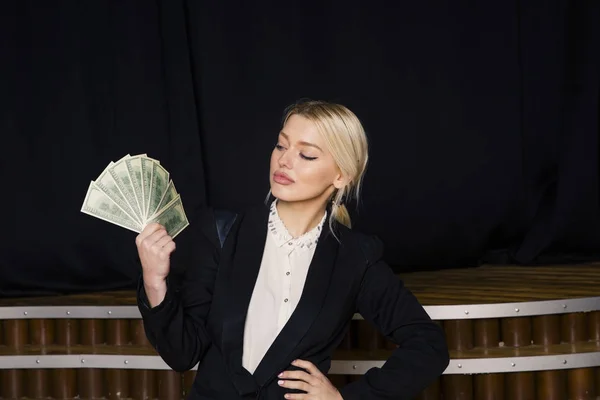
xmin=136 ymin=100 xmax=449 ymax=399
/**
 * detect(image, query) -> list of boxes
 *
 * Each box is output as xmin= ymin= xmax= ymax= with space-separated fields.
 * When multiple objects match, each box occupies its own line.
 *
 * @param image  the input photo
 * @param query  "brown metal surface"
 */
xmin=442 ymin=374 xmax=473 ymax=400
xmin=562 ymin=313 xmax=589 ymax=344
xmin=415 ymin=378 xmax=440 ymax=400
xmin=536 ymin=370 xmax=566 ymax=400
xmin=106 ymin=369 xmax=130 ymax=400
xmin=474 ymin=373 xmax=504 ymax=400
xmin=444 ymin=320 xmax=474 ymax=351
xmin=0 ymin=264 xmax=599 ymax=399
xmin=474 ymin=319 xmax=499 ymax=348
xmin=51 ymin=368 xmax=77 ymax=399
xmin=589 ymin=311 xmax=600 ymax=343
xmin=1 ymin=369 xmax=25 ymax=399
xmin=567 ymin=368 xmax=596 ymax=400
xmin=505 ymin=372 xmax=535 ymax=400
xmin=4 ymin=320 xmax=28 ymax=348
xmin=532 ymin=315 xmax=561 ymax=346
xmin=398 ymin=264 xmax=600 ymax=305
xmin=77 ymin=368 xmax=104 ymax=399
xmin=501 ymin=317 xmax=532 ymax=347
xmin=130 ymin=369 xmax=157 ymax=400
xmin=158 ymin=370 xmax=183 ymax=400
xmin=55 ymin=319 xmax=79 ymax=346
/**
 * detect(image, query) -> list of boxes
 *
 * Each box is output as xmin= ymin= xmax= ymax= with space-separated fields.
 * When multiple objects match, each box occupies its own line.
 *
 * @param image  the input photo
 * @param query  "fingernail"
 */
xmin=278 ymin=372 xmax=283 ymax=377
xmin=278 ymin=380 xmax=284 ymax=385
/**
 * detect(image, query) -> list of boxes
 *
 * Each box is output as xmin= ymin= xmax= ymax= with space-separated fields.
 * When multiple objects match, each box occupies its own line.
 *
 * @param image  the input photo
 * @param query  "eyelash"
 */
xmin=275 ymin=144 xmax=317 ymax=161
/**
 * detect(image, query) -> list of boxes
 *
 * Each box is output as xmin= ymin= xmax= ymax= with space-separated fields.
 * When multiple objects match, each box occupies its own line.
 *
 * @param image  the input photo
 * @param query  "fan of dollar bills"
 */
xmin=81 ymin=154 xmax=189 ymax=238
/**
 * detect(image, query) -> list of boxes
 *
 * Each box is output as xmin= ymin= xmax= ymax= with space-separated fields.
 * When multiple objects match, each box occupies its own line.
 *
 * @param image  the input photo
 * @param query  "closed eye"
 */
xmin=300 ymin=154 xmax=318 ymax=161
xmin=276 ymin=143 xmax=317 ymax=160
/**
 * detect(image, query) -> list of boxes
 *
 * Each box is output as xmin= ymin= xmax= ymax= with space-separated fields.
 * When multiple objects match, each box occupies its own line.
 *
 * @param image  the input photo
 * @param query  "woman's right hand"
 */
xmin=136 ymin=223 xmax=177 ymax=306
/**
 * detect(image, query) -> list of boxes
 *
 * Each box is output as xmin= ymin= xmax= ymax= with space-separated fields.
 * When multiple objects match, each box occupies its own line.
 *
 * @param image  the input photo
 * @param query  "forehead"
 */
xmin=280 ymin=114 xmax=323 ymax=145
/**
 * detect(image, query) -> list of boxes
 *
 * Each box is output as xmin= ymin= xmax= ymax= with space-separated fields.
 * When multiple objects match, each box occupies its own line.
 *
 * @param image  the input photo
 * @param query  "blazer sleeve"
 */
xmin=136 ymin=207 xmax=221 ymax=372
xmin=339 ymin=236 xmax=449 ymax=400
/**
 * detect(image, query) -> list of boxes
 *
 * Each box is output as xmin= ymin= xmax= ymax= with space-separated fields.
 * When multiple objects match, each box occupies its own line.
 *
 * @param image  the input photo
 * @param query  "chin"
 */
xmin=271 ymin=185 xmax=325 ymax=206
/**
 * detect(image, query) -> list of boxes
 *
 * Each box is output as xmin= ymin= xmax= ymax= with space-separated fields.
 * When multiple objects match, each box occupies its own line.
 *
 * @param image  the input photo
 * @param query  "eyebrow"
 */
xmin=280 ymin=131 xmax=323 ymax=152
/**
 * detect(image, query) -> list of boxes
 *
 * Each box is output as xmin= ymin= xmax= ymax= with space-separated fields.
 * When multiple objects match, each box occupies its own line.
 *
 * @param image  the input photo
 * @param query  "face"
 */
xmin=270 ymin=114 xmax=347 ymax=205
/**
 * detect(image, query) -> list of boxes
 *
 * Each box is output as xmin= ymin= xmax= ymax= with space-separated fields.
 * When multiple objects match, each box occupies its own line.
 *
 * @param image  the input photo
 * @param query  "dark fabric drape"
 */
xmin=1 ymin=1 xmax=598 ymax=295
xmin=0 ymin=1 xmax=206 ymax=295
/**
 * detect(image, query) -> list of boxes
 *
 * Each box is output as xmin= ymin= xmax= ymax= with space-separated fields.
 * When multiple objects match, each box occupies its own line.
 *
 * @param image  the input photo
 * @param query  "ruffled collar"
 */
xmin=267 ymin=200 xmax=327 ymax=250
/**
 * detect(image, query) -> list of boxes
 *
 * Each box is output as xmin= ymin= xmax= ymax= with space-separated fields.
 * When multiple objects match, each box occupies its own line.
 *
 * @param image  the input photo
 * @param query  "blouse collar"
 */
xmin=267 ymin=200 xmax=327 ymax=250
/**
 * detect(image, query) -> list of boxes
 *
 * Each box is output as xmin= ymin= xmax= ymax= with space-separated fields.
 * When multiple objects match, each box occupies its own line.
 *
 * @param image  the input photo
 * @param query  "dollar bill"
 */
xmin=147 ymin=195 xmax=189 ymax=238
xmin=94 ymin=178 xmax=142 ymax=225
xmin=146 ymin=161 xmax=169 ymax=218
xmin=83 ymin=154 xmax=189 ymax=237
xmin=149 ymin=180 xmax=178 ymax=220
xmin=81 ymin=181 xmax=142 ymax=233
xmin=125 ymin=156 xmax=145 ymax=219
xmin=94 ymin=163 xmax=142 ymax=225
xmin=141 ymin=157 xmax=154 ymax=220
xmin=109 ymin=159 xmax=143 ymax=222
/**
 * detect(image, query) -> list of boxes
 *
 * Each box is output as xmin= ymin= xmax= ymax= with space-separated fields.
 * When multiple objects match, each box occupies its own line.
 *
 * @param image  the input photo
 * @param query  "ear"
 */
xmin=332 ymin=171 xmax=351 ymax=190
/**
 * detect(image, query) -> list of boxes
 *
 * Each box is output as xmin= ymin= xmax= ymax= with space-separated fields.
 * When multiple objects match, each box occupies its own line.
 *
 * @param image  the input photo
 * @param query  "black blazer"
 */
xmin=137 ymin=205 xmax=449 ymax=400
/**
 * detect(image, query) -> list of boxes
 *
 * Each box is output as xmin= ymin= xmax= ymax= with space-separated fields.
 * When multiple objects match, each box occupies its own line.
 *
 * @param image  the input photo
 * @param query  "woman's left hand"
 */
xmin=278 ymin=359 xmax=343 ymax=399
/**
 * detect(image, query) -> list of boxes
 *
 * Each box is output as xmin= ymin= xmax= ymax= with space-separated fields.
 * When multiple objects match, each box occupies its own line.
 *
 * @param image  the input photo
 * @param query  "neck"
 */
xmin=275 ymin=198 xmax=328 ymax=238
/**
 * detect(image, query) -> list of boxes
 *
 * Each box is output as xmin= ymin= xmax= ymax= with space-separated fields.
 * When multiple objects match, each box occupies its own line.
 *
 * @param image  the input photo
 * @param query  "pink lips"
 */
xmin=273 ymin=171 xmax=294 ymax=185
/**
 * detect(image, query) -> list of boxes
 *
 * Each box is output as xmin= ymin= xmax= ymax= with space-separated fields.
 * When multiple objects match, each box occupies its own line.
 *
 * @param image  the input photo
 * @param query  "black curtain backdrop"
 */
xmin=1 ymin=1 xmax=598 ymax=296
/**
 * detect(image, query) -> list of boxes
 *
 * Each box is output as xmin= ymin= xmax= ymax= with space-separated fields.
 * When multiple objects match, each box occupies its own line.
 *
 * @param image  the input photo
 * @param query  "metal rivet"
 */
xmin=66 ymin=311 xmax=71 ymax=315
xmin=36 ymin=359 xmax=40 ymax=364
xmin=562 ymin=304 xmax=567 ymax=309
xmin=511 ymin=362 xmax=516 ymax=367
xmin=515 ymin=308 xmax=520 ymax=313
xmin=464 ymin=310 xmax=469 ymax=315
xmin=457 ymin=364 xmax=462 ymax=368
xmin=107 ymin=311 xmax=112 ymax=315
xmin=81 ymin=359 xmax=85 ymax=363
xmin=124 ymin=360 xmax=129 ymax=364
xmin=23 ymin=311 xmax=28 ymax=316
xmin=352 ymin=365 xmax=357 ymax=370
xmin=563 ymin=360 xmax=567 ymax=364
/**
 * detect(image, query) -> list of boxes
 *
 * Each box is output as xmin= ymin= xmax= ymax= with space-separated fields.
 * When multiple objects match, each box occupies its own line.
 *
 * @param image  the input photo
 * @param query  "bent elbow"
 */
xmin=164 ymin=357 xmax=198 ymax=373
xmin=156 ymin=343 xmax=202 ymax=373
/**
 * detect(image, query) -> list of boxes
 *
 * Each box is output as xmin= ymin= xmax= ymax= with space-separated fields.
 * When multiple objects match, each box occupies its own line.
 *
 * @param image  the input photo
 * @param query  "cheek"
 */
xmin=297 ymin=163 xmax=335 ymax=188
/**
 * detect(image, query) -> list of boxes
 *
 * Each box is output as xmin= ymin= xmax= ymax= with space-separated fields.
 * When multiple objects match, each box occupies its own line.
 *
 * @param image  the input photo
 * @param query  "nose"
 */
xmin=278 ymin=149 xmax=293 ymax=169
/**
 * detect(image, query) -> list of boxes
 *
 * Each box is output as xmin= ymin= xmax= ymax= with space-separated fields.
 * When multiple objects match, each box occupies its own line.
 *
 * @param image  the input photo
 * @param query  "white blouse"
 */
xmin=242 ymin=201 xmax=327 ymax=374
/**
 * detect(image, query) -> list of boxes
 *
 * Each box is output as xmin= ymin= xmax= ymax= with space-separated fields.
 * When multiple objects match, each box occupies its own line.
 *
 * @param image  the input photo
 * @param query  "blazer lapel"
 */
xmin=252 ymin=226 xmax=339 ymax=387
xmin=221 ymin=206 xmax=269 ymax=396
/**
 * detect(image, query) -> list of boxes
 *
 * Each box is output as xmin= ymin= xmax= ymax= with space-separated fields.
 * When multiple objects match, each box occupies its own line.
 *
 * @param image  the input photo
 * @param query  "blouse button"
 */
xmin=284 ymin=298 xmax=289 ymax=302
xmin=286 ymin=272 xmax=290 ymax=276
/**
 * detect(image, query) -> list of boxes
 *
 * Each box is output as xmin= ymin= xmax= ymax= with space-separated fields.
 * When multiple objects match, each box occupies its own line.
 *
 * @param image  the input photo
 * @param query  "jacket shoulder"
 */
xmin=340 ymin=227 xmax=384 ymax=265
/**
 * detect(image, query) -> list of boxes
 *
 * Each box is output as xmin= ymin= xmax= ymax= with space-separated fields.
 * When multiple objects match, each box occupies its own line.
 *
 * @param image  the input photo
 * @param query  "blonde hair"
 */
xmin=282 ymin=99 xmax=369 ymax=232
